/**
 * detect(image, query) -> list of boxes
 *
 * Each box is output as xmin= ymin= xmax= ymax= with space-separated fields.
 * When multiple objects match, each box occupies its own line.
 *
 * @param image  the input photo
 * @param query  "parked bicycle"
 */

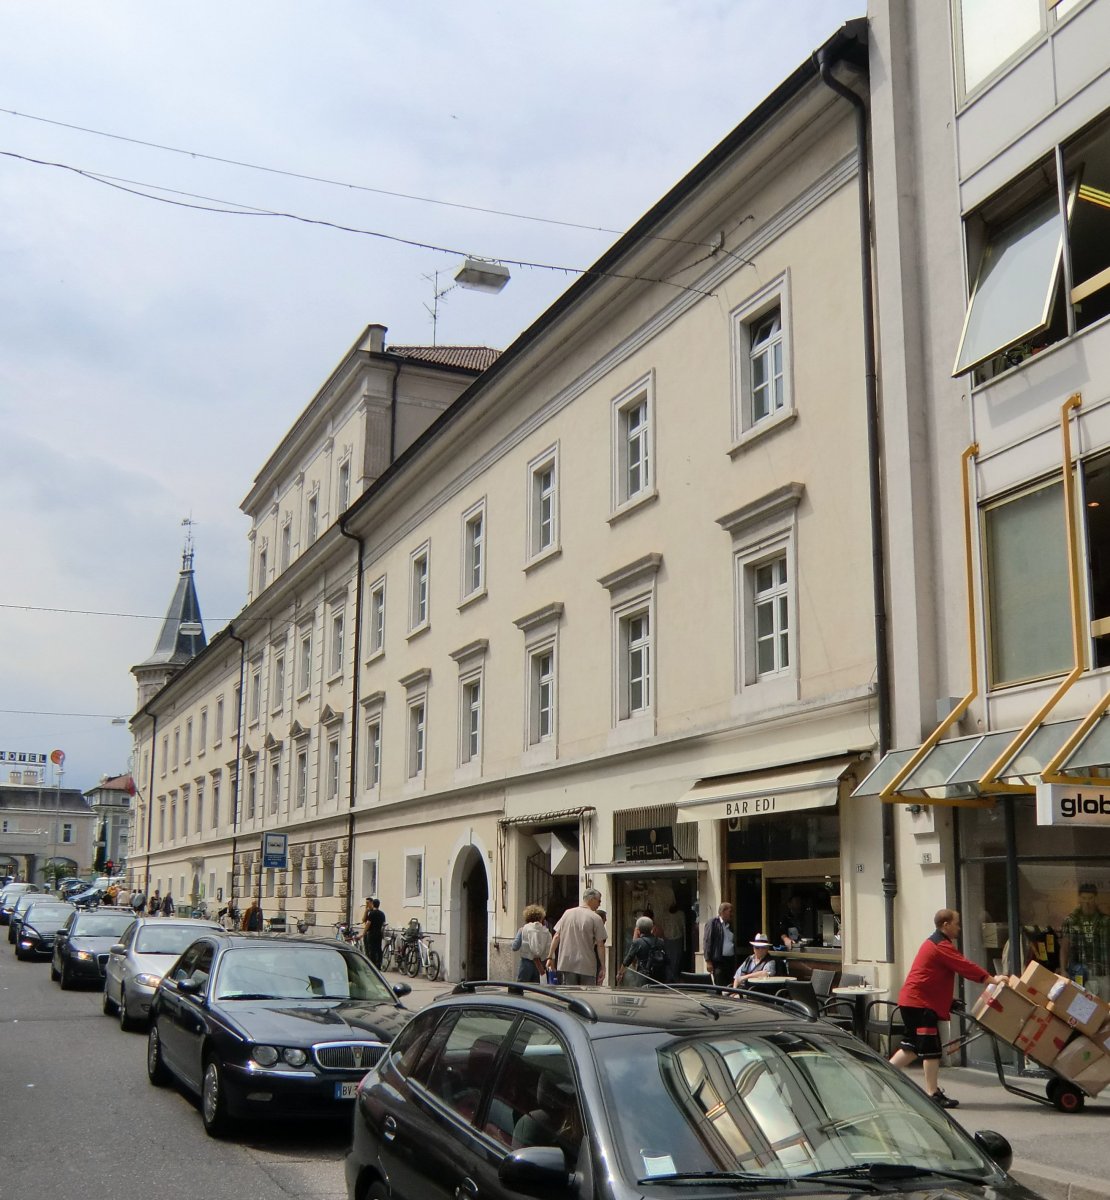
xmin=333 ymin=921 xmax=363 ymax=948
xmin=380 ymin=926 xmax=401 ymax=972
xmin=396 ymin=920 xmax=440 ymax=981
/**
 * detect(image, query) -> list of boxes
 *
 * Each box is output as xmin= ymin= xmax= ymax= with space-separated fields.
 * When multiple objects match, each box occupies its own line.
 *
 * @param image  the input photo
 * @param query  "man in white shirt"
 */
xmin=548 ymin=888 xmax=607 ymax=985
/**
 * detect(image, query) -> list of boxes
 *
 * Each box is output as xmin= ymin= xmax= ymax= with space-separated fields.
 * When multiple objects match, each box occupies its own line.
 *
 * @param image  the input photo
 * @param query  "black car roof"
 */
xmin=198 ymin=932 xmax=356 ymax=949
xmin=432 ymin=983 xmax=835 ymax=1041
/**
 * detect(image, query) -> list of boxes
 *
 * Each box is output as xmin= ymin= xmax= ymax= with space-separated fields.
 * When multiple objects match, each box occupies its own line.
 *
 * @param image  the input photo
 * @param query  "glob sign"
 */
xmin=1036 ymin=783 xmax=1110 ymax=826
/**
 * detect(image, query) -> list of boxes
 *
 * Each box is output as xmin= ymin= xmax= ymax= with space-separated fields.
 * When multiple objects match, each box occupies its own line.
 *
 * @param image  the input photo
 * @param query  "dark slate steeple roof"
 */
xmin=135 ymin=546 xmax=207 ymax=670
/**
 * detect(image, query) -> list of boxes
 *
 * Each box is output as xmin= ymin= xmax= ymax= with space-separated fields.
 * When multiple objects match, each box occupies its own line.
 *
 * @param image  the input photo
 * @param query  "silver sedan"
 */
xmin=102 ymin=916 xmax=222 ymax=1030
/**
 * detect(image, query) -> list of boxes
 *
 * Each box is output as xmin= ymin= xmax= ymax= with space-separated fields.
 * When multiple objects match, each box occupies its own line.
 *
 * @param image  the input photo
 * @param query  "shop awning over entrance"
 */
xmin=585 ymin=859 xmax=708 ymax=875
xmin=851 ymin=715 xmax=1110 ymax=806
xmin=675 ymin=756 xmax=864 ymax=823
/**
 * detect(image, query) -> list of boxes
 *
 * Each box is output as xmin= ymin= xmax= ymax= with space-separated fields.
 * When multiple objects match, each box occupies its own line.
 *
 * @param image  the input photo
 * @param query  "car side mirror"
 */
xmin=393 ymin=983 xmax=412 ymax=998
xmin=497 ymin=1147 xmax=570 ymax=1195
xmin=109 ymin=944 xmax=126 ymax=955
xmin=973 ymin=1130 xmax=1013 ymax=1172
xmin=177 ymin=976 xmax=203 ymax=995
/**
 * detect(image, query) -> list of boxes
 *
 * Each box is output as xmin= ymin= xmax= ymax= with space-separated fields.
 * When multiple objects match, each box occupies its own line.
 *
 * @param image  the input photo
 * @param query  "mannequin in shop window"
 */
xmin=1060 ymin=883 xmax=1110 ymax=998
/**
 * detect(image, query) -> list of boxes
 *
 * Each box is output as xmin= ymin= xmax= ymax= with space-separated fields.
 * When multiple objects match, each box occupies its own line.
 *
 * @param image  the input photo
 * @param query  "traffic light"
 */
xmin=105 ymin=859 xmax=114 ymax=874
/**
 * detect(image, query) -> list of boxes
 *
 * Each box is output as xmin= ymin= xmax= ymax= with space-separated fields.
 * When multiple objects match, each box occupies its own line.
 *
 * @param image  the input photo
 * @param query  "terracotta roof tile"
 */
xmin=389 ymin=345 xmax=500 ymax=372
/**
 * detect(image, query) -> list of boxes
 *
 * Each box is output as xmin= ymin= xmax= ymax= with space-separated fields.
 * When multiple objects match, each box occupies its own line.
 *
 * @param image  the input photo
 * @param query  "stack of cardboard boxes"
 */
xmin=971 ymin=962 xmax=1110 ymax=1095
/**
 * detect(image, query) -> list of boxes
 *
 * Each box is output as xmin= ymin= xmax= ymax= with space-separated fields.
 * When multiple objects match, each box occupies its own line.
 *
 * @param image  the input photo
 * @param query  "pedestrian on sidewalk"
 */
xmin=547 ymin=888 xmax=606 ymax=985
xmin=363 ymin=897 xmax=386 ymax=967
xmin=889 ymin=908 xmax=1006 ymax=1109
xmin=702 ymin=901 xmax=737 ymax=987
xmin=511 ymin=904 xmax=552 ymax=983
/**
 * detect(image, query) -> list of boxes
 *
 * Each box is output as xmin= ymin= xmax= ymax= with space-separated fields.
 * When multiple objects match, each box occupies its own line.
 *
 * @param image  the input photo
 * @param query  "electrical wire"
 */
xmin=0 ymin=708 xmax=132 ymax=720
xmin=0 ymin=104 xmax=715 ymax=251
xmin=0 ymin=149 xmax=718 ymax=298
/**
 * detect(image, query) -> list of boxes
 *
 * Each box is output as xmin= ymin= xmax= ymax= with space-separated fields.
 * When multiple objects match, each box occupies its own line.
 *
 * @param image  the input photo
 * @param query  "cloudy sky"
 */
xmin=0 ymin=1 xmax=860 ymax=794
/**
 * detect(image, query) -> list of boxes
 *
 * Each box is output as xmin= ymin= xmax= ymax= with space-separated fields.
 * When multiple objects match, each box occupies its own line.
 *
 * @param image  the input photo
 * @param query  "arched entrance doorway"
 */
xmin=455 ymin=845 xmax=489 ymax=981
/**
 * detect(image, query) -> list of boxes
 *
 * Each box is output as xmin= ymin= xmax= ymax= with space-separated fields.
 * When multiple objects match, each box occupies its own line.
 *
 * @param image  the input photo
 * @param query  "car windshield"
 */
xmin=136 ymin=925 xmax=215 ymax=955
xmin=13 ymin=894 xmax=40 ymax=914
xmin=213 ymin=945 xmax=395 ymax=1002
xmin=22 ymin=906 xmax=73 ymax=931
xmin=72 ymin=912 xmax=136 ymax=937
xmin=593 ymin=1029 xmax=1003 ymax=1184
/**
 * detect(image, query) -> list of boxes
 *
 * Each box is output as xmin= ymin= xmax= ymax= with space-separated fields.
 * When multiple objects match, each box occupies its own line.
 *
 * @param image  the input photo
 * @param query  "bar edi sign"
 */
xmin=262 ymin=832 xmax=289 ymax=869
xmin=1036 ymin=783 xmax=1110 ymax=827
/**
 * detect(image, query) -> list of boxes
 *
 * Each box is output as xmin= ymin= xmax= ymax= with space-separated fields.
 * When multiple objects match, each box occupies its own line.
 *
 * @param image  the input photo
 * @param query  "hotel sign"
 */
xmin=1036 ymin=783 xmax=1110 ymax=827
xmin=1 ymin=751 xmax=48 ymax=765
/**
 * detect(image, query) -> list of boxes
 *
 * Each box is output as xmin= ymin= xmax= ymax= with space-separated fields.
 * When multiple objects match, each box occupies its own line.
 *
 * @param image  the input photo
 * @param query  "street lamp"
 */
xmin=453 ymin=257 xmax=511 ymax=294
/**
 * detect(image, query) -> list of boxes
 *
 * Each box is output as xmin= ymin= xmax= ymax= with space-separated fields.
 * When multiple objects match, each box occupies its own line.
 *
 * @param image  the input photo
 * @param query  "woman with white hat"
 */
xmin=732 ymin=932 xmax=784 ymax=988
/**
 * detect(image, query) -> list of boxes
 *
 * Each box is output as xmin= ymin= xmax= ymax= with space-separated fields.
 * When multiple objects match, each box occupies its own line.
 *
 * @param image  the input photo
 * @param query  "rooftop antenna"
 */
xmin=422 ymin=269 xmax=457 ymax=347
xmin=181 ymin=515 xmax=196 ymax=571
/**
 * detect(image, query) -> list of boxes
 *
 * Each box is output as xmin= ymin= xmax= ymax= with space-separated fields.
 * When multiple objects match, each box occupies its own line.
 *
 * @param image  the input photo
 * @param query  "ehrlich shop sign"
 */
xmin=1036 ymin=783 xmax=1110 ymax=827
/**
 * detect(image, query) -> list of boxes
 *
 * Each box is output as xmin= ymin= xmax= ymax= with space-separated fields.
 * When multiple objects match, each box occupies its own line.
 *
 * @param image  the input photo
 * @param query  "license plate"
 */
xmin=335 ymin=1081 xmax=360 ymax=1100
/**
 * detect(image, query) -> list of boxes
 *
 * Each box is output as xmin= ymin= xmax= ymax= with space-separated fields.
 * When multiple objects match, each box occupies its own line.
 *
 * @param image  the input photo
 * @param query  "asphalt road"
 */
xmin=0 ymin=940 xmax=350 ymax=1200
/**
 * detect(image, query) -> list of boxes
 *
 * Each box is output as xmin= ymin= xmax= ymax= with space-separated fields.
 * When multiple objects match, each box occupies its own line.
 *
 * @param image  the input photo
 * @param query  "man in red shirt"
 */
xmin=890 ymin=909 xmax=1007 ymax=1109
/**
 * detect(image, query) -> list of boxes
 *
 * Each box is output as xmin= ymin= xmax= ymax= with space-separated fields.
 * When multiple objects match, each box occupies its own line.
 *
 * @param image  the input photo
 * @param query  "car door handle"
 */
xmin=455 ymin=1179 xmax=478 ymax=1200
xmin=382 ymin=1115 xmax=397 ymax=1143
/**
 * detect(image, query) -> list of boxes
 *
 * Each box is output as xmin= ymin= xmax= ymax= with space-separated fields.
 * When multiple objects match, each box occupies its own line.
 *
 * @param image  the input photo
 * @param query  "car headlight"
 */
xmin=252 ymin=1045 xmax=279 ymax=1067
xmin=75 ymin=951 xmax=94 ymax=961
xmin=281 ymin=1048 xmax=308 ymax=1067
xmin=133 ymin=973 xmax=161 ymax=988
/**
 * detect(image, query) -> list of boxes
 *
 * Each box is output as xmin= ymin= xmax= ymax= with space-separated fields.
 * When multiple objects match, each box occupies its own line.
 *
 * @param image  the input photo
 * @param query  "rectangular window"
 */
xmin=749 ymin=307 xmax=785 ymax=424
xmin=184 ymin=719 xmax=193 ymax=763
xmin=462 ymin=501 xmax=486 ymax=599
xmin=338 ymin=459 xmax=351 ymax=512
xmin=365 ymin=721 xmax=381 ymax=789
xmin=169 ymin=798 xmax=177 ymax=841
xmin=984 ymin=480 xmax=1071 ymax=687
xmin=955 ymin=0 xmax=1043 ymax=96
xmin=246 ymin=769 xmax=257 ymax=819
xmin=368 ymin=579 xmax=386 ymax=657
xmin=529 ymin=453 xmax=558 ymax=558
xmin=731 ymin=278 xmax=794 ymax=444
xmin=753 ymin=555 xmax=790 ymax=677
xmin=531 ymin=649 xmax=555 ymax=743
xmin=327 ymin=736 xmax=340 ymax=800
xmin=461 ymin=679 xmax=481 ymax=764
xmin=232 ymin=685 xmax=241 ymax=735
xmin=214 ymin=698 xmax=224 ymax=745
xmin=198 ymin=708 xmax=207 ymax=754
xmin=172 ymin=729 xmax=180 ymax=769
xmin=272 ymin=653 xmax=285 ymax=712
xmin=62 ymin=822 xmax=73 ymax=843
xmin=196 ymin=781 xmax=204 ymax=833
xmin=298 ymin=631 xmax=312 ymax=694
xmin=295 ymin=747 xmax=308 ymax=808
xmin=257 ymin=546 xmax=268 ymax=594
xmin=322 ymin=860 xmax=335 ymax=898
xmin=408 ymin=702 xmax=426 ymax=778
xmin=410 ymin=545 xmax=430 ymax=631
xmin=307 ymin=491 xmax=319 ymax=543
xmin=280 ymin=521 xmax=292 ymax=571
xmin=268 ymin=755 xmax=281 ymax=814
xmin=161 ymin=735 xmax=168 ymax=777
xmin=404 ymin=851 xmax=424 ymax=902
xmin=292 ymin=859 xmax=303 ymax=896
xmin=622 ymin=609 xmax=652 ymax=716
xmin=158 ymin=802 xmax=165 ymax=844
xmin=211 ymin=776 xmax=221 ymax=828
xmin=330 ymin=609 xmax=345 ymax=677
xmin=250 ymin=663 xmax=262 ymax=724
xmin=181 ymin=786 xmax=190 ymax=838
xmin=611 ymin=375 xmax=655 ymax=511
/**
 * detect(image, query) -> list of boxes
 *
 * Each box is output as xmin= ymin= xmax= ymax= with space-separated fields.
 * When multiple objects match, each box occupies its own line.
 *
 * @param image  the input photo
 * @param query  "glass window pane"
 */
xmin=756 ymin=601 xmax=773 ymax=639
xmin=958 ymin=0 xmax=1043 ymax=93
xmin=984 ymin=482 xmax=1071 ymax=685
xmin=954 ymin=193 xmax=1064 ymax=375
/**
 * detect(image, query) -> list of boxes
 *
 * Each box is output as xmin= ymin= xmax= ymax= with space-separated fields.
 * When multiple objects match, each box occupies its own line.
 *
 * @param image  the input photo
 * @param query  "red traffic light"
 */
xmin=105 ymin=860 xmax=114 ymax=873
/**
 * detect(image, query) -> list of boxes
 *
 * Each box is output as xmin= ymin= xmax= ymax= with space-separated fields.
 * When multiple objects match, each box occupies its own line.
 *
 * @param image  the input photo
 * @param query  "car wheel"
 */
xmin=59 ymin=959 xmax=73 ymax=990
xmin=50 ymin=958 xmax=59 ymax=982
xmin=362 ymin=1183 xmax=390 ymax=1200
xmin=118 ymin=987 xmax=134 ymax=1032
xmin=201 ymin=1056 xmax=232 ymax=1137
xmin=102 ymin=986 xmax=117 ymax=1015
xmin=147 ymin=1022 xmax=170 ymax=1086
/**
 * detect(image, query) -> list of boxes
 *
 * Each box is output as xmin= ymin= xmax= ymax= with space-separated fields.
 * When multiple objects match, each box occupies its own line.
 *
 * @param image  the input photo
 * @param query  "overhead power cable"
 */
xmin=0 ymin=104 xmax=713 ymax=251
xmin=0 ymin=150 xmax=718 ymax=298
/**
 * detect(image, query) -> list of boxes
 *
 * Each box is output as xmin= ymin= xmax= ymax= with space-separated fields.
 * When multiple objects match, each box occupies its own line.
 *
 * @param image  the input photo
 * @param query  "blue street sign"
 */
xmin=262 ymin=832 xmax=288 ymax=869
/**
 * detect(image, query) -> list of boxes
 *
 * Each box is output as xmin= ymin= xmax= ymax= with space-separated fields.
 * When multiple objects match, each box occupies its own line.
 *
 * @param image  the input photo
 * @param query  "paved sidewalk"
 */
xmin=393 ymin=976 xmax=1109 ymax=1199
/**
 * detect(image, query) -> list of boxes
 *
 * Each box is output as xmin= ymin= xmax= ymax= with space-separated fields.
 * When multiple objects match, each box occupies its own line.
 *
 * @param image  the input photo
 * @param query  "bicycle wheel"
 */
xmin=427 ymin=950 xmax=441 ymax=982
xmin=381 ymin=942 xmax=395 ymax=972
xmin=404 ymin=945 xmax=420 ymax=977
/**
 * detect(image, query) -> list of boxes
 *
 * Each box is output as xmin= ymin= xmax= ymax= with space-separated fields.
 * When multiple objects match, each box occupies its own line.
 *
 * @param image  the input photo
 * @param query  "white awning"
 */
xmin=675 ymin=757 xmax=860 ymax=823
xmin=585 ymin=860 xmax=708 ymax=876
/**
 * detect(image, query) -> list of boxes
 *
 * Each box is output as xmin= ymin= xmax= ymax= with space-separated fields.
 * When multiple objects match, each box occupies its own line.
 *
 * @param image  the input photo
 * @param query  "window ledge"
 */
xmin=458 ymin=587 xmax=488 ymax=613
xmin=365 ymin=649 xmax=385 ymax=666
xmin=729 ymin=408 xmax=797 ymax=457
xmin=523 ymin=738 xmax=557 ymax=767
xmin=608 ymin=711 xmax=655 ymax=748
xmin=270 ymin=707 xmax=283 ymax=718
xmin=295 ymin=689 xmax=311 ymax=702
xmin=325 ymin=670 xmax=344 ymax=686
xmin=455 ymin=760 xmax=482 ymax=784
xmin=524 ymin=545 xmax=562 ymax=574
xmin=732 ymin=674 xmax=799 ymax=717
xmin=406 ymin=622 xmax=431 ymax=642
xmin=403 ymin=775 xmax=426 ymax=795
xmin=607 ymin=488 xmax=659 ymax=526
xmin=403 ymin=896 xmax=424 ymax=908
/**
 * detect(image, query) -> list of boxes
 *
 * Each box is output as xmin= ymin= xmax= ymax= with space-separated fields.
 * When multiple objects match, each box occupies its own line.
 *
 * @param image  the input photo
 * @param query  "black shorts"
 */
xmin=898 ymin=1006 xmax=942 ymax=1060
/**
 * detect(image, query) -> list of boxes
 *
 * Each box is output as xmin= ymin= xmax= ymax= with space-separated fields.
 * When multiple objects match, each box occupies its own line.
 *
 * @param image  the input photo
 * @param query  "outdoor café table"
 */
xmin=832 ymin=984 xmax=887 ymax=1038
xmin=739 ymin=975 xmax=796 ymax=992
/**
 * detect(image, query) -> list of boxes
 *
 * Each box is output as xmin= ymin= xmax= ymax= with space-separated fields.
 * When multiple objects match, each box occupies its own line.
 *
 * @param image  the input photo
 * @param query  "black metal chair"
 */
xmin=864 ymin=999 xmax=905 ymax=1055
xmin=679 ymin=971 xmax=713 ymax=985
xmin=779 ymin=980 xmax=820 ymax=1016
xmin=809 ymin=967 xmax=855 ymax=1030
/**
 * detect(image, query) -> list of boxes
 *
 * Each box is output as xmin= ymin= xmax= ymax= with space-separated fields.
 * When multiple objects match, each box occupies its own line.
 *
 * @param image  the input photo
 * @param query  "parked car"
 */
xmin=346 ymin=984 xmax=1041 ymax=1200
xmin=57 ymin=878 xmax=91 ymax=899
xmin=146 ymin=933 xmax=412 ymax=1137
xmin=52 ymin=908 xmax=136 ymax=989
xmin=13 ymin=900 xmax=74 ymax=961
xmin=7 ymin=890 xmax=47 ymax=944
xmin=0 ymin=883 xmax=41 ymax=925
xmin=67 ymin=885 xmax=105 ymax=909
xmin=103 ymin=916 xmax=222 ymax=1029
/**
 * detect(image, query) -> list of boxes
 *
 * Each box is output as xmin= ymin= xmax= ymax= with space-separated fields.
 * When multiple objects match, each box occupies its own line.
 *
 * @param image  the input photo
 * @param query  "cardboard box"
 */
xmin=1012 ymin=962 xmax=1061 ymax=1009
xmin=1074 ymin=1053 xmax=1110 ymax=1097
xmin=1047 ymin=978 xmax=1110 ymax=1037
xmin=972 ymin=981 xmax=1035 ymax=1045
xmin=1054 ymin=1035 xmax=1105 ymax=1083
xmin=1093 ymin=1018 xmax=1110 ymax=1054
xmin=1015 ymin=1009 xmax=1073 ymax=1067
